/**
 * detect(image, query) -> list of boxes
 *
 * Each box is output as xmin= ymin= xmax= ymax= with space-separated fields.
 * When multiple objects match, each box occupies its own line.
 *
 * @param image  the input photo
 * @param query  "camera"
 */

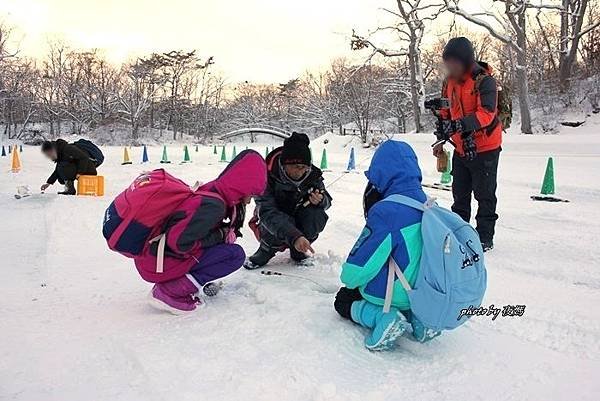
xmin=424 ymin=97 xmax=450 ymax=111
xmin=425 ymin=97 xmax=455 ymax=148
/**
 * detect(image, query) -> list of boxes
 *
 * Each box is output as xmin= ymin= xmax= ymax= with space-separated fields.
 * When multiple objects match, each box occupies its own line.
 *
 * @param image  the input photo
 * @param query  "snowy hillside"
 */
xmin=1 ymin=118 xmax=600 ymax=401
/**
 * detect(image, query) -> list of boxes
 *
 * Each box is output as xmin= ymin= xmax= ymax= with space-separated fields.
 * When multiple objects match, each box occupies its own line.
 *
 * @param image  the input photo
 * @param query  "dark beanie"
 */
xmin=443 ymin=37 xmax=475 ymax=68
xmin=281 ymin=132 xmax=311 ymax=165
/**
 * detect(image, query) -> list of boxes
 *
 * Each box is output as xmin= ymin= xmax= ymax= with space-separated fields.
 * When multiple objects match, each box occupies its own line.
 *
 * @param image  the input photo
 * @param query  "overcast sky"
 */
xmin=0 ymin=0 xmax=400 ymax=83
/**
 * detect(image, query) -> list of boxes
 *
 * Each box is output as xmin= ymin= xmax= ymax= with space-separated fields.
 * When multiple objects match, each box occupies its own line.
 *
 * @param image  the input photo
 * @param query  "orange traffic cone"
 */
xmin=10 ymin=145 xmax=21 ymax=172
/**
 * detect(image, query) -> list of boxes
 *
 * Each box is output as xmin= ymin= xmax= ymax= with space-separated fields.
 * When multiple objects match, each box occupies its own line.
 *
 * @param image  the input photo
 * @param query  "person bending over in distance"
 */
xmin=40 ymin=139 xmax=100 ymax=195
xmin=245 ymin=132 xmax=332 ymax=269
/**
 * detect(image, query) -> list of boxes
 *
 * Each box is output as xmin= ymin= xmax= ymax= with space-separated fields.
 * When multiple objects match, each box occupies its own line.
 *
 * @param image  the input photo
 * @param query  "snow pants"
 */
xmin=451 ymin=148 xmax=500 ymax=244
xmin=334 ymin=286 xmax=413 ymax=322
xmin=187 ymin=243 xmax=245 ymax=286
xmin=334 ymin=287 xmax=364 ymax=320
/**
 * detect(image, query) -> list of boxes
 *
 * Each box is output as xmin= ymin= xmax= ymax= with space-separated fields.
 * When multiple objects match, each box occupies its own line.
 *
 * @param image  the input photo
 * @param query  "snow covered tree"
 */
xmin=38 ymin=42 xmax=69 ymax=137
xmin=155 ymin=51 xmax=214 ymax=140
xmin=326 ymin=59 xmax=388 ymax=142
xmin=350 ymin=0 xmax=446 ymax=133
xmin=557 ymin=0 xmax=600 ymax=91
xmin=117 ymin=57 xmax=165 ymax=140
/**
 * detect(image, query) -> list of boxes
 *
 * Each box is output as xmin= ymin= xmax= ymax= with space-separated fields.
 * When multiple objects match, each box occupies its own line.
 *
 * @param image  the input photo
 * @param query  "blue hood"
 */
xmin=365 ymin=140 xmax=427 ymax=201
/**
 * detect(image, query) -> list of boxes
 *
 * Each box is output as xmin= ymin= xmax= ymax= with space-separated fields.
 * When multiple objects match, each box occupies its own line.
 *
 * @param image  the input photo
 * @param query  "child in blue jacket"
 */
xmin=334 ymin=140 xmax=441 ymax=351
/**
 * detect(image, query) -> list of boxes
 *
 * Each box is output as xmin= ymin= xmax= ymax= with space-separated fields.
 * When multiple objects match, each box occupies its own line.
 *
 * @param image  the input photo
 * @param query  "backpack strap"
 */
xmin=149 ymin=233 xmax=167 ymax=274
xmin=382 ymin=257 xmax=412 ymax=313
xmin=473 ymin=70 xmax=501 ymax=135
xmin=382 ymin=194 xmax=426 ymax=211
xmin=473 ymin=71 xmax=487 ymax=95
xmin=381 ymin=194 xmax=424 ymax=313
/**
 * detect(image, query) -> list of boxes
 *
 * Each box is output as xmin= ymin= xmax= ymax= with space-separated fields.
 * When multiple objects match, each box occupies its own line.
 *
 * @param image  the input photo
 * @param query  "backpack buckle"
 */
xmin=425 ymin=197 xmax=437 ymax=209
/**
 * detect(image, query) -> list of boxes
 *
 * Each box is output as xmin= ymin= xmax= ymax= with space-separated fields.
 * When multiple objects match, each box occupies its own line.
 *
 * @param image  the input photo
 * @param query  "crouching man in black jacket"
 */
xmin=244 ymin=132 xmax=332 ymax=269
xmin=40 ymin=139 xmax=98 ymax=195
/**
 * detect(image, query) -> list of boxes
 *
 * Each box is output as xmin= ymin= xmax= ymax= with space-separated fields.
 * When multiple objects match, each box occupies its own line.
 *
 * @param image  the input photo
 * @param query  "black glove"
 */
xmin=231 ymin=203 xmax=246 ymax=238
xmin=462 ymin=134 xmax=477 ymax=161
xmin=435 ymin=119 xmax=462 ymax=142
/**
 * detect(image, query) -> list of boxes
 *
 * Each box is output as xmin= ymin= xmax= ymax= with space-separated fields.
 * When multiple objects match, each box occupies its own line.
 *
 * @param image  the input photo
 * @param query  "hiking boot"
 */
xmin=411 ymin=316 xmax=442 ymax=343
xmin=58 ymin=180 xmax=76 ymax=195
xmin=245 ymin=246 xmax=276 ymax=269
xmin=350 ymin=300 xmax=409 ymax=351
xmin=481 ymin=241 xmax=494 ymax=252
xmin=148 ymin=276 xmax=200 ymax=315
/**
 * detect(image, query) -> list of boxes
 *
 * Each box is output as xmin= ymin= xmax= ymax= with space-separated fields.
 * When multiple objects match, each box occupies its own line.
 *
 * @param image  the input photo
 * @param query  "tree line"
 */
xmin=1 ymin=0 xmax=599 ymax=143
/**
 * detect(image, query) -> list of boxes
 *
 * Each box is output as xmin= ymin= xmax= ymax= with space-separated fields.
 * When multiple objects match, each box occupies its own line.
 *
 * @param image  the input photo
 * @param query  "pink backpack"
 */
xmin=102 ymin=169 xmax=194 ymax=261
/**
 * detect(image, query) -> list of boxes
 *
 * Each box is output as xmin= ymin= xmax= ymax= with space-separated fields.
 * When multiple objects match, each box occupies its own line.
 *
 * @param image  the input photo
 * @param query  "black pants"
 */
xmin=260 ymin=206 xmax=328 ymax=256
xmin=56 ymin=162 xmax=97 ymax=184
xmin=334 ymin=287 xmax=363 ymax=320
xmin=451 ymin=148 xmax=500 ymax=244
xmin=334 ymin=287 xmax=413 ymax=322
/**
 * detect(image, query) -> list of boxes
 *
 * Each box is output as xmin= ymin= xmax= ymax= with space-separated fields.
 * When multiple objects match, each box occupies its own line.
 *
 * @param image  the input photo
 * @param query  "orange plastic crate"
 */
xmin=77 ymin=175 xmax=105 ymax=196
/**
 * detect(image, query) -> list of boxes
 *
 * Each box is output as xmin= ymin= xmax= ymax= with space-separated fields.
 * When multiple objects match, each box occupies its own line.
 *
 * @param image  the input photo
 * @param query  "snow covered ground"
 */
xmin=1 ymin=118 xmax=600 ymax=401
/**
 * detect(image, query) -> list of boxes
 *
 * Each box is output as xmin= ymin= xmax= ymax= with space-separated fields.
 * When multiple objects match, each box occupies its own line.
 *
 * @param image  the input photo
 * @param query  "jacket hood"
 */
xmin=365 ymin=140 xmax=426 ymax=201
xmin=202 ymin=149 xmax=267 ymax=206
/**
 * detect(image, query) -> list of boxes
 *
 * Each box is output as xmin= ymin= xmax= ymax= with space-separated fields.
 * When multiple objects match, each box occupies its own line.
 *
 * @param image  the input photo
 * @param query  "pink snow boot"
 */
xmin=148 ymin=276 xmax=201 ymax=315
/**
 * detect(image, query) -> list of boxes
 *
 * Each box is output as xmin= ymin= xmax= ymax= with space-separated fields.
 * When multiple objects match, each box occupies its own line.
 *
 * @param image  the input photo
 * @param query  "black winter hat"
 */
xmin=443 ymin=37 xmax=475 ymax=69
xmin=281 ymin=132 xmax=311 ymax=165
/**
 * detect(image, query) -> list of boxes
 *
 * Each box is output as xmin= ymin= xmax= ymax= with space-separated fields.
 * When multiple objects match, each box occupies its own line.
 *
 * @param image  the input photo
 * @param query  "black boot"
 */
xmin=481 ymin=241 xmax=494 ymax=252
xmin=58 ymin=180 xmax=76 ymax=195
xmin=244 ymin=245 xmax=276 ymax=270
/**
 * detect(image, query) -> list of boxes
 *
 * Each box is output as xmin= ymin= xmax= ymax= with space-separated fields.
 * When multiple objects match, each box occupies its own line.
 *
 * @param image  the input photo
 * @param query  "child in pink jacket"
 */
xmin=136 ymin=150 xmax=267 ymax=314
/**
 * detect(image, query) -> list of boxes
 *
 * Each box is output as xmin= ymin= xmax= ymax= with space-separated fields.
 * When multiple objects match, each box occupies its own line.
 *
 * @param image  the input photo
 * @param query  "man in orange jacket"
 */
xmin=433 ymin=37 xmax=502 ymax=251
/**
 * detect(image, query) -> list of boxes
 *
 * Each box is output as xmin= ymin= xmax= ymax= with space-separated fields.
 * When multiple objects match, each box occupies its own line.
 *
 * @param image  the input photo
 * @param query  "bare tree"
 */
xmin=558 ymin=0 xmax=600 ymax=91
xmin=117 ymin=58 xmax=164 ymax=140
xmin=37 ymin=42 xmax=69 ymax=137
xmin=327 ymin=59 xmax=388 ymax=142
xmin=580 ymin=0 xmax=600 ymax=76
xmin=156 ymin=51 xmax=214 ymax=139
xmin=445 ymin=0 xmax=539 ymax=134
xmin=0 ymin=21 xmax=18 ymax=62
xmin=351 ymin=1 xmax=446 ymax=132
